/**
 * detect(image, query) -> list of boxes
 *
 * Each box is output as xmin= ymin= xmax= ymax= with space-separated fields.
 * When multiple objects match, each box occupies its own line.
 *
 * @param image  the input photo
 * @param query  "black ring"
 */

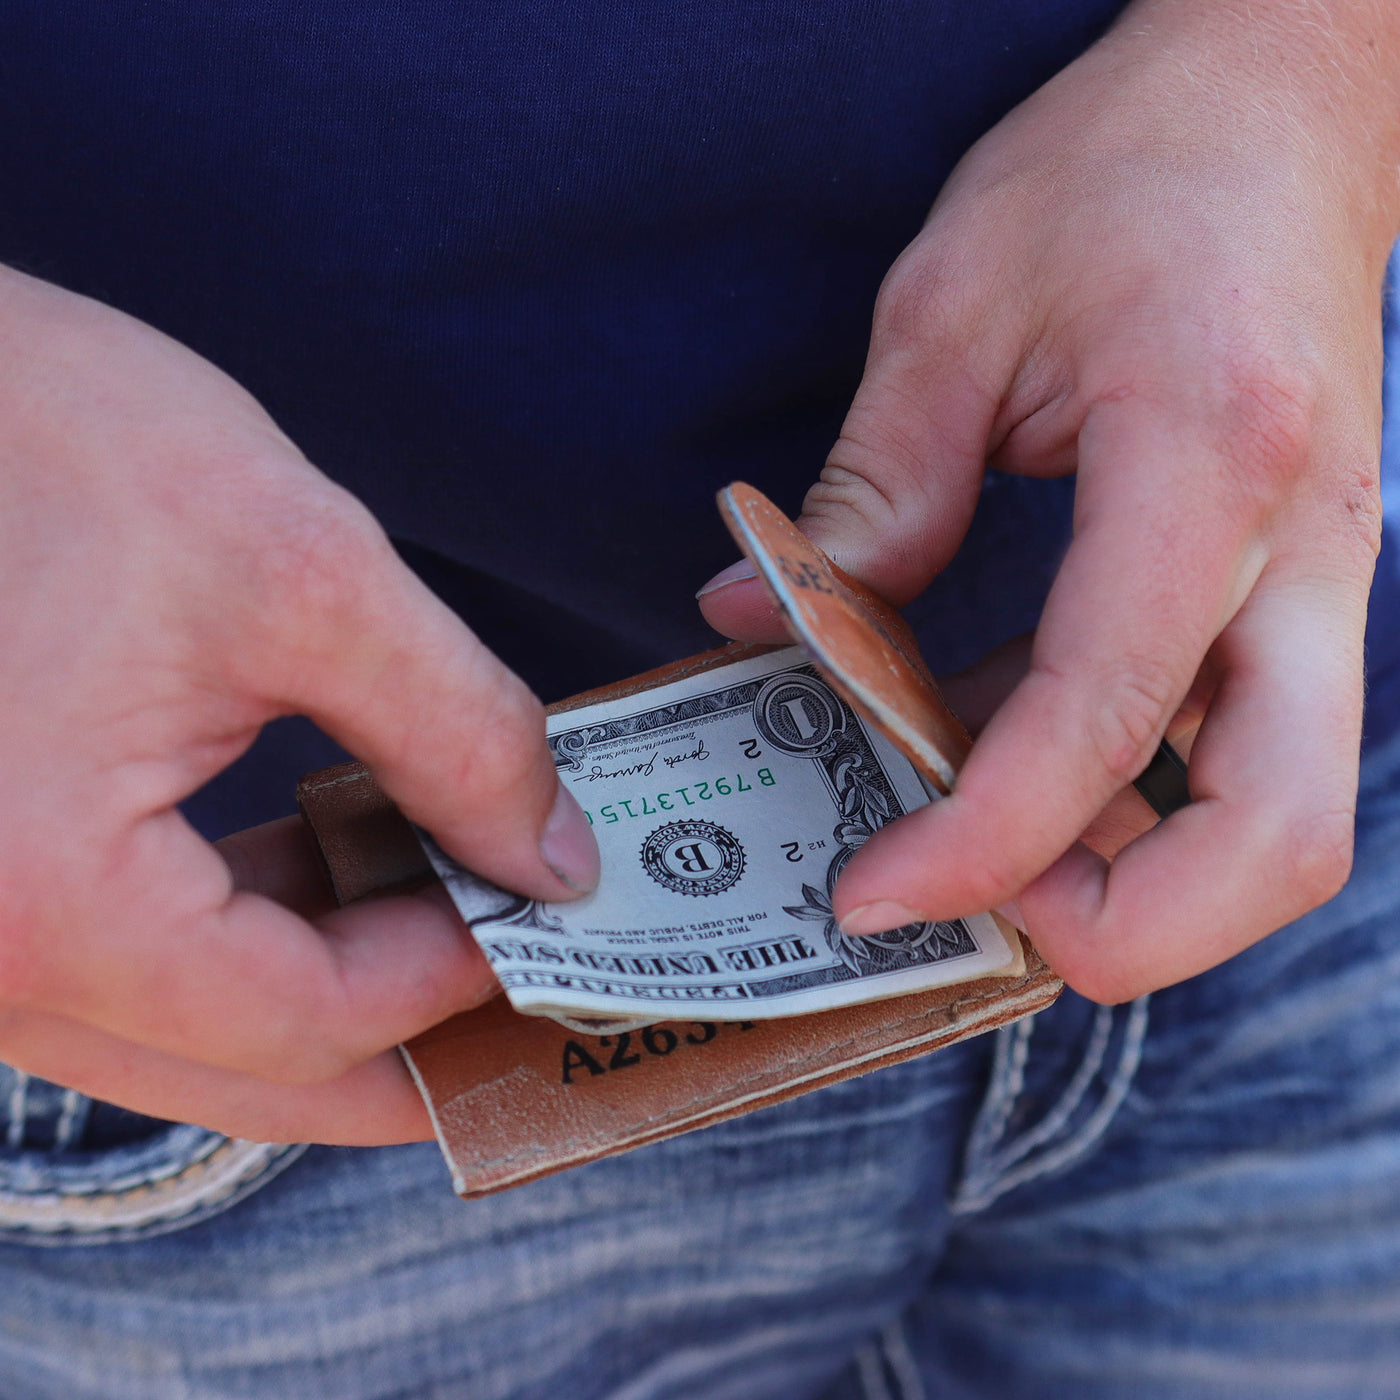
xmin=1132 ymin=740 xmax=1191 ymax=818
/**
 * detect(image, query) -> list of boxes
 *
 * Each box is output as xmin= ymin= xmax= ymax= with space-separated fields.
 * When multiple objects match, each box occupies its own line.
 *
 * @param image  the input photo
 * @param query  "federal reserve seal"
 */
xmin=640 ymin=820 xmax=746 ymax=898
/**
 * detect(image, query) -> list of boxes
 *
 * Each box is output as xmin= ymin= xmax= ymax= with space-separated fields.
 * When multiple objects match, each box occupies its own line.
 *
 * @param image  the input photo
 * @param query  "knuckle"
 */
xmin=253 ymin=489 xmax=388 ymax=621
xmin=868 ymin=249 xmax=957 ymax=344
xmin=192 ymin=446 xmax=383 ymax=614
xmin=1276 ymin=805 xmax=1354 ymax=914
xmin=871 ymin=245 xmax=972 ymax=350
xmin=222 ymin=483 xmax=404 ymax=692
xmin=803 ymin=459 xmax=903 ymax=537
xmin=438 ymin=663 xmax=548 ymax=800
xmin=1211 ymin=350 xmax=1324 ymax=506
xmin=1083 ymin=657 xmax=1179 ymax=788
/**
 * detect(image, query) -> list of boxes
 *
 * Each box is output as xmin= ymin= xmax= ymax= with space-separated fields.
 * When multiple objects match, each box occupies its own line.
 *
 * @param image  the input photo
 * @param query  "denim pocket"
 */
xmin=0 ymin=1068 xmax=305 ymax=1246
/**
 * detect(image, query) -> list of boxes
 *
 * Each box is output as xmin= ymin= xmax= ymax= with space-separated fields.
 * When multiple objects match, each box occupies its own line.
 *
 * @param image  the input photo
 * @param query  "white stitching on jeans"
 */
xmin=961 ymin=1013 xmax=1035 ymax=1170
xmin=879 ymin=1320 xmax=925 ymax=1400
xmin=953 ymin=995 xmax=1150 ymax=1213
xmin=855 ymin=1342 xmax=895 ymax=1400
xmin=4 ymin=1073 xmax=28 ymax=1151
xmin=0 ymin=1139 xmax=309 ymax=1240
xmin=52 ymin=1088 xmax=88 ymax=1153
xmin=982 ymin=1003 xmax=1113 ymax=1177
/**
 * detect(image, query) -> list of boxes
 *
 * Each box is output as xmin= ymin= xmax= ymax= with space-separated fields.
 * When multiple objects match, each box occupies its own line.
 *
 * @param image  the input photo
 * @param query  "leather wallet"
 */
xmin=297 ymin=484 xmax=1064 ymax=1197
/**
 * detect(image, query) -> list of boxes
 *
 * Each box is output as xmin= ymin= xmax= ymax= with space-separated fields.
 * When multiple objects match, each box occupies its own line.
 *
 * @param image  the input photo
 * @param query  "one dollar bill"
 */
xmin=420 ymin=647 xmax=1021 ymax=1030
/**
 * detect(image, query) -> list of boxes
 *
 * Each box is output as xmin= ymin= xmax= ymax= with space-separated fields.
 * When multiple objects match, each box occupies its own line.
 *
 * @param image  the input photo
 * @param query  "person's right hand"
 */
xmin=0 ymin=266 xmax=599 ymax=1145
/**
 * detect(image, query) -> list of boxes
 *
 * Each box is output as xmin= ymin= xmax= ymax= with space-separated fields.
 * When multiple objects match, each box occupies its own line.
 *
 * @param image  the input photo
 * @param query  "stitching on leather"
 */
xmin=305 ymin=770 xmax=372 ymax=793
xmin=462 ymin=969 xmax=1056 ymax=1171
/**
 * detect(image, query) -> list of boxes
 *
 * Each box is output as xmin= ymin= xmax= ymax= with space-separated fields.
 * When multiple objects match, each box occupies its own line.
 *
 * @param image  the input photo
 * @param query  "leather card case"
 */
xmin=296 ymin=484 xmax=1064 ymax=1197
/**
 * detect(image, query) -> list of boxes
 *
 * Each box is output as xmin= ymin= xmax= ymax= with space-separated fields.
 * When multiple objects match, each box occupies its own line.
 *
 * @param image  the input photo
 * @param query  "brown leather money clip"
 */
xmin=297 ymin=484 xmax=1063 ymax=1197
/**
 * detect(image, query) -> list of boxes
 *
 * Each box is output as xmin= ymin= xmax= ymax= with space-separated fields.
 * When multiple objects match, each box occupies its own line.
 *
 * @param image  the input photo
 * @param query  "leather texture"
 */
xmin=296 ymin=485 xmax=1062 ymax=1197
xmin=718 ymin=482 xmax=971 ymax=791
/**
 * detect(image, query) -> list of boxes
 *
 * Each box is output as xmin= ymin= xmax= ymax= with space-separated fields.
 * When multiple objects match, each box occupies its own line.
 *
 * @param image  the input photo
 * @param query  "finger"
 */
xmin=0 ymin=1003 xmax=432 ymax=1145
xmin=1017 ymin=561 xmax=1368 ymax=1002
xmin=1075 ymin=779 xmax=1167 ymax=864
xmin=831 ymin=398 xmax=1270 ymax=928
xmin=251 ymin=504 xmax=598 ymax=901
xmin=934 ymin=634 xmax=1035 ymax=735
xmin=12 ymin=809 xmax=502 ymax=1083
xmin=699 ymin=239 xmax=1013 ymax=640
xmin=939 ymin=634 xmax=1198 ymax=862
xmin=798 ymin=244 xmax=1013 ymax=599
xmin=695 ymin=560 xmax=791 ymax=643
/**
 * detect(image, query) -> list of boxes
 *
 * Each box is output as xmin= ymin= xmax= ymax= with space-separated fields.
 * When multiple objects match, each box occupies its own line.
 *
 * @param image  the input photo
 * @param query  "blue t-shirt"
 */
xmin=2 ymin=2 xmax=1395 ymax=835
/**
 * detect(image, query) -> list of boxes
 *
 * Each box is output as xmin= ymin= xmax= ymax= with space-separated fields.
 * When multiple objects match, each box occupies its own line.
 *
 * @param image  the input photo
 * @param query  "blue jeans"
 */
xmin=2 ymin=723 xmax=1399 ymax=1399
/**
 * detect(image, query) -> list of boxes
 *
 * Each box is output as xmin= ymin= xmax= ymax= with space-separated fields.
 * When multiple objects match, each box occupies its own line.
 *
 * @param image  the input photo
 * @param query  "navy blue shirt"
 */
xmin=2 ymin=2 xmax=1395 ymax=835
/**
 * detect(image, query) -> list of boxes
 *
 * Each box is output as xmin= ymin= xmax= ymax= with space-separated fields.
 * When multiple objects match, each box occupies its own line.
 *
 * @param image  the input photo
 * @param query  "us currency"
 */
xmin=420 ymin=646 xmax=1021 ymax=1032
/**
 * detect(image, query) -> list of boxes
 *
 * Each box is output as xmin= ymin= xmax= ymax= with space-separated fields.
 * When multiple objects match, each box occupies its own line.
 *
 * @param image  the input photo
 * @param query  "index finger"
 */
xmin=7 ymin=809 xmax=500 ymax=1086
xmin=831 ymin=396 xmax=1270 ymax=928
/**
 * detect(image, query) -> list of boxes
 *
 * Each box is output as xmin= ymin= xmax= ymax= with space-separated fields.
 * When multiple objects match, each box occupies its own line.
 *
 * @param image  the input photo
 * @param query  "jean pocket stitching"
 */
xmin=951 ymin=994 xmax=1150 ymax=1214
xmin=0 ymin=1134 xmax=308 ymax=1244
xmin=958 ymin=1013 xmax=1035 ymax=1172
xmin=853 ymin=1320 xmax=927 ymax=1400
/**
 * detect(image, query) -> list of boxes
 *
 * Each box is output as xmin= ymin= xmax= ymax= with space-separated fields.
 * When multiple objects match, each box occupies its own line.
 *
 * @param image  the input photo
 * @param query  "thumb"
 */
xmin=259 ymin=510 xmax=598 ymax=903
xmin=802 ymin=327 xmax=996 ymax=600
xmin=700 ymin=254 xmax=1003 ymax=637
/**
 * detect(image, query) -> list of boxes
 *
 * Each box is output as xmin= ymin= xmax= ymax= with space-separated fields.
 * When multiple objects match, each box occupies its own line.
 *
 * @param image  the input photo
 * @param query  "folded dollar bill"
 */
xmin=420 ymin=646 xmax=1021 ymax=1032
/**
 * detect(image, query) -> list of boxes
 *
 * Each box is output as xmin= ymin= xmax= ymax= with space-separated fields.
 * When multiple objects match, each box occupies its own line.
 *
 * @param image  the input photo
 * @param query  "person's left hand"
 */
xmin=701 ymin=0 xmax=1400 ymax=1002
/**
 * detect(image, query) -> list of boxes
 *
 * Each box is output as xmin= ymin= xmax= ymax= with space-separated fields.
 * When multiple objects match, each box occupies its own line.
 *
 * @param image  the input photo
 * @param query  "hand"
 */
xmin=0 ymin=266 xmax=598 ymax=1144
xmin=702 ymin=0 xmax=1400 ymax=1001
